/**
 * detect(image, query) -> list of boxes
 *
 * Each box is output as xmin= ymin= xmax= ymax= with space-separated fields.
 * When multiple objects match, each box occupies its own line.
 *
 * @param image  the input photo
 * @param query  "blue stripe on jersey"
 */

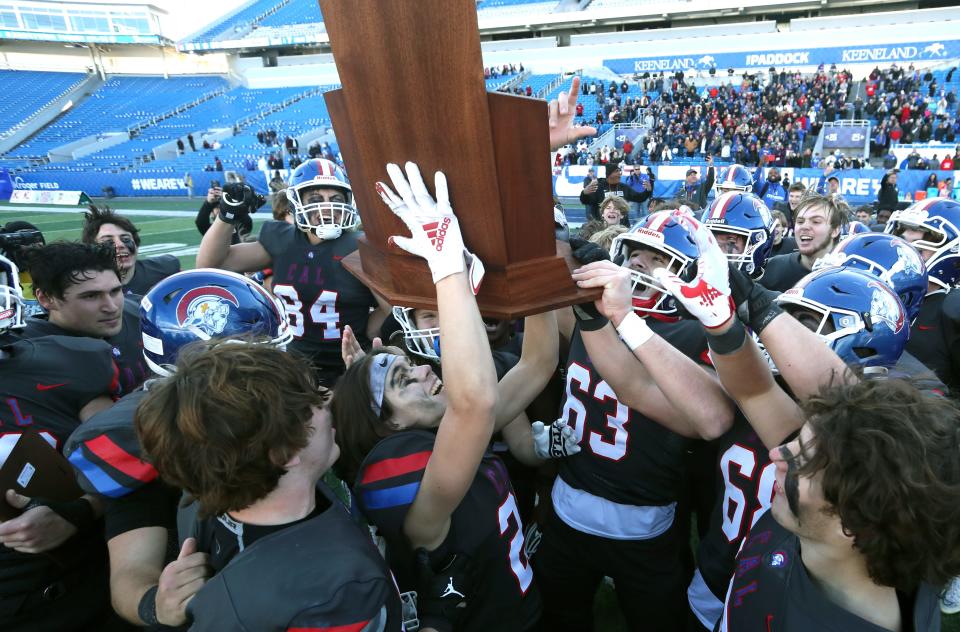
xmin=361 ymin=481 xmax=421 ymax=511
xmin=68 ymin=449 xmax=131 ymax=498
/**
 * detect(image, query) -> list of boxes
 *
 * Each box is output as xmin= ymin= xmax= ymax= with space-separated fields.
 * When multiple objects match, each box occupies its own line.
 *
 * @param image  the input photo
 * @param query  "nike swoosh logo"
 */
xmin=36 ymin=383 xmax=67 ymax=391
xmin=917 ymin=325 xmax=935 ymax=331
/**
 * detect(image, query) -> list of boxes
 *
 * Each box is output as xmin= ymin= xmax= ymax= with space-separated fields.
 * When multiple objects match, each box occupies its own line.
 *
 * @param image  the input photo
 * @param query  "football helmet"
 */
xmin=140 ymin=268 xmax=293 ymax=376
xmin=701 ymin=191 xmax=774 ymax=276
xmin=884 ymin=198 xmax=960 ymax=290
xmin=393 ymin=306 xmax=440 ymax=360
xmin=610 ymin=209 xmax=699 ymax=316
xmin=286 ymin=158 xmax=359 ymax=240
xmin=776 ymin=267 xmax=908 ymax=368
xmin=840 ymin=220 xmax=871 ymax=237
xmin=715 ymin=164 xmax=753 ymax=192
xmin=0 ymin=254 xmax=25 ymax=334
xmin=822 ymin=233 xmax=928 ymax=323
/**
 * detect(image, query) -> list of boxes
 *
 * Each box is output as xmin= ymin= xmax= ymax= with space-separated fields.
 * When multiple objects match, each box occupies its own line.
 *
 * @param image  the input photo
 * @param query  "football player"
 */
xmin=659 ymin=228 xmax=958 ymax=631
xmin=540 ymin=210 xmax=735 ymax=631
xmin=136 ymin=340 xmax=405 ymax=631
xmin=715 ymin=164 xmax=753 ymax=194
xmin=760 ymin=192 xmax=844 ymax=292
xmin=334 ymin=162 xmax=560 ymax=631
xmin=196 ymin=156 xmax=391 ymax=386
xmin=701 ymin=191 xmax=776 ymax=278
xmin=0 ymin=253 xmax=120 ymax=631
xmin=884 ymin=197 xmax=960 ymax=393
xmin=81 ymin=205 xmax=181 ymax=301
xmin=20 ymin=241 xmax=147 ymax=396
xmin=64 ymin=268 xmax=291 ymax=628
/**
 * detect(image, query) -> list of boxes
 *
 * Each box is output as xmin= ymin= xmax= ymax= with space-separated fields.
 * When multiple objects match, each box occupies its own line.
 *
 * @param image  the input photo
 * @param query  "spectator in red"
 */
xmin=866 ymin=82 xmax=876 ymax=97
xmin=525 ymin=85 xmax=532 ymax=97
xmin=576 ymin=102 xmax=584 ymax=117
xmin=942 ymin=154 xmax=954 ymax=171
xmin=622 ymin=138 xmax=634 ymax=161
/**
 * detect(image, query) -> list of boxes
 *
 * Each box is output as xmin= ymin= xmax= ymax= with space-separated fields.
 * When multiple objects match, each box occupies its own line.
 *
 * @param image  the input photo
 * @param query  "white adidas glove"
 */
xmin=376 ymin=162 xmax=484 ymax=293
xmin=532 ymin=419 xmax=581 ymax=459
xmin=653 ymin=215 xmax=734 ymax=329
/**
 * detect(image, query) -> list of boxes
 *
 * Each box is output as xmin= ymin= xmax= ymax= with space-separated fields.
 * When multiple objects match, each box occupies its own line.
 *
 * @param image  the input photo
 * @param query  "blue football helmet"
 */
xmin=0 ymin=254 xmax=24 ymax=334
xmin=286 ymin=158 xmax=359 ymax=240
xmin=885 ymin=198 xmax=960 ymax=290
xmin=393 ymin=306 xmax=441 ymax=360
xmin=776 ymin=267 xmax=909 ymax=368
xmin=821 ymin=233 xmax=928 ymax=323
xmin=702 ymin=191 xmax=774 ymax=277
xmin=140 ymin=269 xmax=293 ymax=376
xmin=840 ymin=220 xmax=871 ymax=237
xmin=716 ymin=164 xmax=753 ymax=193
xmin=610 ymin=209 xmax=699 ymax=316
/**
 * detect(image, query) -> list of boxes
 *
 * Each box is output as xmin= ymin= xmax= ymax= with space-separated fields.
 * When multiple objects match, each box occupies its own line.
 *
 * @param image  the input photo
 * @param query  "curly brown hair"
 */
xmin=80 ymin=205 xmax=141 ymax=247
xmin=798 ymin=377 xmax=960 ymax=590
xmin=135 ymin=339 xmax=326 ymax=516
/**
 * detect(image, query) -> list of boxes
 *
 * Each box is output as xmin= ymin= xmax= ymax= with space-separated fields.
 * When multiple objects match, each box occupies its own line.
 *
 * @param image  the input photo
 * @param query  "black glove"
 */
xmin=415 ymin=548 xmax=474 ymax=632
xmin=219 ymin=182 xmax=254 ymax=225
xmin=728 ymin=263 xmax=782 ymax=335
xmin=568 ymin=237 xmax=610 ymax=265
xmin=572 ymin=301 xmax=608 ymax=332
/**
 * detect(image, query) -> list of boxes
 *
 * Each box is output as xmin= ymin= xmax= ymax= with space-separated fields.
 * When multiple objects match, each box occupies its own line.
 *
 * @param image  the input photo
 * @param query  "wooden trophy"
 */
xmin=319 ymin=0 xmax=598 ymax=319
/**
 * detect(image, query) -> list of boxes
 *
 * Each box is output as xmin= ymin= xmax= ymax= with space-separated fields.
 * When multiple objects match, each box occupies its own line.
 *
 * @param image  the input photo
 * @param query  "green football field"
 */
xmin=0 ymin=197 xmax=271 ymax=271
xmin=2 ymin=197 xmax=959 ymax=631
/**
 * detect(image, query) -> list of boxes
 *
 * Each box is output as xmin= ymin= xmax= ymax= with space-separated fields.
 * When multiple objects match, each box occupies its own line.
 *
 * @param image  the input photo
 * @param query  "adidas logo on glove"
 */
xmin=425 ymin=218 xmax=451 ymax=252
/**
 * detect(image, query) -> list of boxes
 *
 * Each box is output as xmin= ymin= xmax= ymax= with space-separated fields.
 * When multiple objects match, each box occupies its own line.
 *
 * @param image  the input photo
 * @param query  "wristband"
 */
xmin=572 ymin=302 xmax=608 ymax=332
xmin=705 ymin=317 xmax=747 ymax=355
xmin=40 ymin=497 xmax=96 ymax=533
xmin=616 ymin=312 xmax=654 ymax=351
xmin=138 ymin=585 xmax=160 ymax=627
xmin=749 ymin=298 xmax=784 ymax=336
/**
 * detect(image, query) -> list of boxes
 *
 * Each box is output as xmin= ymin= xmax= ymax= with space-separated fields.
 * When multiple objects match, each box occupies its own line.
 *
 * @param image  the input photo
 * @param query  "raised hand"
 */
xmin=653 ymin=218 xmax=734 ymax=329
xmin=376 ymin=162 xmax=484 ymax=293
xmin=549 ymin=76 xmax=597 ymax=151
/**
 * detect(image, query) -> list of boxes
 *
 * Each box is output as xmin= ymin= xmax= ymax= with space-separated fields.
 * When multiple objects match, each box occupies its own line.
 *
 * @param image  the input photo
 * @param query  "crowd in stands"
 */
xmin=868 ymin=63 xmax=959 ymax=155
xmin=4 ymin=71 xmax=960 ymax=632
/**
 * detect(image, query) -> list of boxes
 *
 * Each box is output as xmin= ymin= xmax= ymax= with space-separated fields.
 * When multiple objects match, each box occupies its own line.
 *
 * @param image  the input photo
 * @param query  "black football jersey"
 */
xmin=22 ymin=298 xmax=147 ymax=396
xmin=758 ymin=253 xmax=809 ymax=293
xmin=718 ymin=511 xmax=940 ymax=631
xmin=0 ymin=335 xmax=117 ymax=595
xmin=184 ymin=493 xmax=403 ymax=632
xmin=258 ymin=221 xmax=377 ymax=379
xmin=124 ymin=255 xmax=180 ymax=302
xmin=64 ymin=388 xmax=157 ymax=499
xmin=697 ymin=412 xmax=776 ymax=602
xmin=556 ymin=320 xmax=707 ymax=507
xmin=907 ymin=290 xmax=960 ymax=394
xmin=355 ymin=430 xmax=541 ymax=632
xmin=0 ymin=335 xmax=118 ymax=449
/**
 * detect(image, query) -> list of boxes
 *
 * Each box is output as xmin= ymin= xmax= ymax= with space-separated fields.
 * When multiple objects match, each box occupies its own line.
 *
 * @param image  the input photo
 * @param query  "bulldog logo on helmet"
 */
xmin=868 ymin=281 xmax=905 ymax=334
xmin=176 ymin=286 xmax=241 ymax=337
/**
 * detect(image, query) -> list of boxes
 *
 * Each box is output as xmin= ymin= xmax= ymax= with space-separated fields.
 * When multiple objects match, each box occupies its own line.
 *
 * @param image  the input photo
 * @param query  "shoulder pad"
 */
xmin=65 ymin=389 xmax=158 ymax=498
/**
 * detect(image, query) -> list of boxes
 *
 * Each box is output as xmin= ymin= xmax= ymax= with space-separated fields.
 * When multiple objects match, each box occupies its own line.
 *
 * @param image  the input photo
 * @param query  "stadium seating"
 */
xmin=5 ymin=76 xmax=228 ymax=160
xmin=0 ymin=70 xmax=88 ymax=139
xmin=188 ymin=0 xmax=280 ymax=42
xmin=255 ymin=0 xmax=323 ymax=28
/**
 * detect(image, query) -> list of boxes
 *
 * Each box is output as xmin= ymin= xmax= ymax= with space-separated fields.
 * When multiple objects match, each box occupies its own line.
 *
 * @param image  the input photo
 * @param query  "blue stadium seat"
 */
xmin=0 ymin=70 xmax=87 ymax=138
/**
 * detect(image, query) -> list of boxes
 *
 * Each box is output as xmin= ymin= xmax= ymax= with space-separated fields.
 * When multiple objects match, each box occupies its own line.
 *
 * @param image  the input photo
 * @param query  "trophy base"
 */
xmin=342 ymin=237 xmax=600 ymax=320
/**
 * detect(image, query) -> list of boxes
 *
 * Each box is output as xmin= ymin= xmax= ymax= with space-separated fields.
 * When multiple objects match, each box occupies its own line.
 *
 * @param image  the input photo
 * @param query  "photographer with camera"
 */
xmin=81 ymin=206 xmax=180 ymax=301
xmin=0 ymin=221 xmax=45 ymax=317
xmin=195 ymin=181 xmax=261 ymax=244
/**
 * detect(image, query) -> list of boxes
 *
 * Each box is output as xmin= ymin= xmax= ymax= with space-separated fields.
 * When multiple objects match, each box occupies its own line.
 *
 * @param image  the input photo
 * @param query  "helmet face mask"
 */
xmin=286 ymin=159 xmax=360 ymax=241
xmin=0 ymin=255 xmax=25 ymax=334
xmin=393 ymin=306 xmax=440 ymax=360
xmin=885 ymin=199 xmax=960 ymax=290
xmin=611 ymin=210 xmax=699 ymax=316
xmin=140 ymin=269 xmax=293 ymax=376
xmin=703 ymin=192 xmax=774 ymax=277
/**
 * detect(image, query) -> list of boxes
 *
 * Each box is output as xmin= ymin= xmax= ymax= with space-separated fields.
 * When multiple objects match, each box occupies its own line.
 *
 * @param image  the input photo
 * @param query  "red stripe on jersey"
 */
xmin=360 ymin=450 xmax=432 ymax=485
xmin=288 ymin=621 xmax=369 ymax=632
xmin=84 ymin=434 xmax=158 ymax=483
xmin=109 ymin=361 xmax=121 ymax=400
